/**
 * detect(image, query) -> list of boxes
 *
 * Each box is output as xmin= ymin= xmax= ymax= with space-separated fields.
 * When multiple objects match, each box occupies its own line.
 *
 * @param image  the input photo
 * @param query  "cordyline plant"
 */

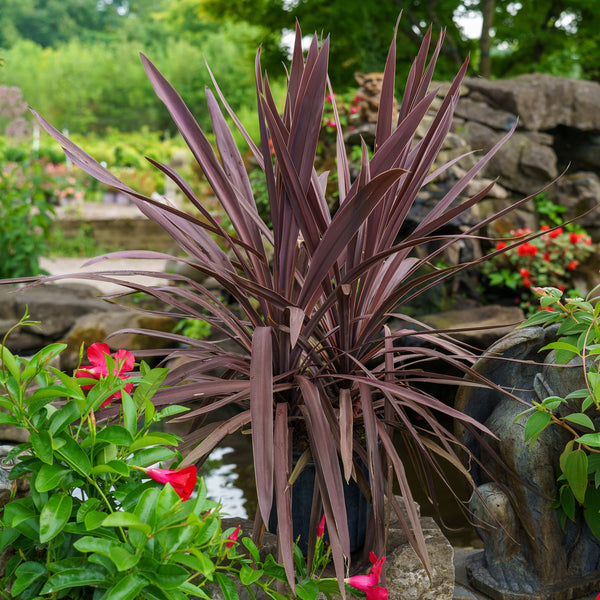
xmin=28 ymin=18 xmax=533 ymax=592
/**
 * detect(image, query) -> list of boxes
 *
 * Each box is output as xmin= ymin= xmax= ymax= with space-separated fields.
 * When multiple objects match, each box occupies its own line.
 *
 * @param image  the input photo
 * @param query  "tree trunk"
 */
xmin=479 ymin=0 xmax=495 ymax=78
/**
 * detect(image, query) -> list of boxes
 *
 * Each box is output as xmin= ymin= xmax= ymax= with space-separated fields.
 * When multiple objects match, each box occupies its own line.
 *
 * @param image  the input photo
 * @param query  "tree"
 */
xmin=196 ymin=0 xmax=476 ymax=89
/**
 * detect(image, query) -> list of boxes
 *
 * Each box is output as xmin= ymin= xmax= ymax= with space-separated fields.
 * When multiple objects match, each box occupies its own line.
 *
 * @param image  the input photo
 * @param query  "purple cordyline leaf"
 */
xmin=250 ymin=327 xmax=274 ymax=525
xmin=274 ymin=403 xmax=295 ymax=593
xmin=288 ymin=37 xmax=329 ymax=196
xmin=297 ymin=375 xmax=351 ymax=557
xmin=398 ymin=26 xmax=435 ymax=121
xmin=205 ymin=59 xmax=263 ymax=170
xmin=376 ymin=420 xmax=431 ymax=573
xmin=375 ymin=14 xmax=401 ymax=149
xmin=415 ymin=124 xmax=518 ymax=237
xmin=358 ymin=384 xmax=385 ymax=557
xmin=327 ymin=77 xmax=350 ymax=204
xmin=139 ymin=54 xmax=262 ymax=254
xmin=332 ymin=374 xmax=494 ymax=435
xmin=298 ymin=413 xmax=347 ymax=598
xmin=180 ymin=410 xmax=252 ymax=468
xmin=297 ymin=169 xmax=406 ymax=313
xmin=288 ymin=306 xmax=305 ymax=349
xmin=285 ymin=21 xmax=305 ymax=119
xmin=146 ymin=156 xmax=274 ymax=255
xmin=31 ymin=109 xmax=131 ymax=192
xmin=339 ymin=389 xmax=353 ymax=483
xmin=262 ymin=97 xmax=323 ymax=254
xmin=206 ymin=87 xmax=268 ymax=253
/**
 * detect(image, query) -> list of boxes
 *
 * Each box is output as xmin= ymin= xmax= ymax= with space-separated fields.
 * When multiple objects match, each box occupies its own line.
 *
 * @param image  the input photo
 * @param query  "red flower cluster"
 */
xmin=486 ymin=224 xmax=593 ymax=305
xmin=346 ymin=552 xmax=388 ymax=600
xmin=75 ymin=342 xmax=135 ymax=407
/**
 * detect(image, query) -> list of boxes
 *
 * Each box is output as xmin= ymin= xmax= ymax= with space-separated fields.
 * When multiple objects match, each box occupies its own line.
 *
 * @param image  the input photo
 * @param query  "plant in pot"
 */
xmin=29 ymin=18 xmax=532 ymax=591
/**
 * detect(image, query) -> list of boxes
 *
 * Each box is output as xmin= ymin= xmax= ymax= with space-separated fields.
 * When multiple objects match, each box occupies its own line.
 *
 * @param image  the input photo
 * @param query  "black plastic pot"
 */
xmin=269 ymin=454 xmax=370 ymax=553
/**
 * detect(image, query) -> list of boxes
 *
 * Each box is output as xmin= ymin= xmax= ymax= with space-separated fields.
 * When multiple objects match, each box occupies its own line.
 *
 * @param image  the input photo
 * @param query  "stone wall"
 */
xmin=447 ymin=73 xmax=600 ymax=239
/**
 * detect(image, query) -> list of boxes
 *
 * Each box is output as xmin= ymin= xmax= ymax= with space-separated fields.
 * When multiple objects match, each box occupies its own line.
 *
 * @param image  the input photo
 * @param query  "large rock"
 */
xmin=463 ymin=74 xmax=600 ymax=132
xmin=0 ymin=283 xmax=111 ymax=353
xmin=60 ymin=310 xmax=178 ymax=371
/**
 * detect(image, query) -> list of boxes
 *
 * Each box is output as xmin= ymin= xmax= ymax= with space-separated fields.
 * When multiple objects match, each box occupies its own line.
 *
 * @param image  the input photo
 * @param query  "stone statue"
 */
xmin=455 ymin=325 xmax=600 ymax=600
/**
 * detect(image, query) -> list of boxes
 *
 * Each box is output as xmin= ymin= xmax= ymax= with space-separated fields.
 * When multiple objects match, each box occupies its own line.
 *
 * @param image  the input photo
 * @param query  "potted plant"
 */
xmin=30 ymin=18 xmax=532 ymax=589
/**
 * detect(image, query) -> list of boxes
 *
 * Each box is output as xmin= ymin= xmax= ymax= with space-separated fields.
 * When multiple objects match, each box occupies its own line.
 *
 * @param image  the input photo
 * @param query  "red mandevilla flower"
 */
xmin=146 ymin=465 xmax=197 ymax=501
xmin=347 ymin=552 xmax=386 ymax=592
xmin=569 ymin=232 xmax=580 ymax=244
xmin=496 ymin=241 xmax=507 ymax=250
xmin=75 ymin=342 xmax=135 ymax=407
xmin=567 ymin=260 xmax=578 ymax=270
xmin=226 ymin=524 xmax=241 ymax=549
xmin=519 ymin=268 xmax=530 ymax=278
xmin=367 ymin=587 xmax=389 ymax=600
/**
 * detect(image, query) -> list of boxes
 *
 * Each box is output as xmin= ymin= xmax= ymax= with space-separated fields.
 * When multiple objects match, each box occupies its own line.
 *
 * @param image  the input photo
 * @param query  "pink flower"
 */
xmin=226 ymin=524 xmax=241 ymax=548
xmin=367 ymin=587 xmax=388 ymax=600
xmin=75 ymin=342 xmax=134 ymax=407
xmin=347 ymin=552 xmax=386 ymax=593
xmin=317 ymin=514 xmax=326 ymax=538
xmin=146 ymin=465 xmax=197 ymax=501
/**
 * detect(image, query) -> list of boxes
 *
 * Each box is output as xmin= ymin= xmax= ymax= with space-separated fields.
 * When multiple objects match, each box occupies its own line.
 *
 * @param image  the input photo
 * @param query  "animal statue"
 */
xmin=353 ymin=72 xmax=399 ymax=125
xmin=455 ymin=325 xmax=600 ymax=600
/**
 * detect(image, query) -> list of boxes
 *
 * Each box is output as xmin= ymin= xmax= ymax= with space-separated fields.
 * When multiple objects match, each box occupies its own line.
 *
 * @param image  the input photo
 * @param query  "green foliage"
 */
xmin=0 ymin=160 xmax=55 ymax=278
xmin=519 ymin=287 xmax=600 ymax=539
xmin=0 ymin=23 xmax=261 ymax=135
xmin=0 ymin=315 xmax=342 ymax=600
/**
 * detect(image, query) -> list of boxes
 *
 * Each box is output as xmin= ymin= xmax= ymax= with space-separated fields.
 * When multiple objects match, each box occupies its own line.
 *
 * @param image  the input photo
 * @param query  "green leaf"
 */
xmin=30 ymin=430 xmax=54 ymax=465
xmin=74 ymin=536 xmax=140 ymax=571
xmin=129 ymin=432 xmax=181 ymax=452
xmin=122 ymin=390 xmax=137 ymax=438
xmin=296 ymin=578 xmax=319 ymax=600
xmin=85 ymin=510 xmax=109 ymax=531
xmin=576 ymin=433 xmax=600 ymax=448
xmin=39 ymin=492 xmax=73 ymax=543
xmin=41 ymin=564 xmax=110 ymax=593
xmin=96 ymin=425 xmax=135 ymax=447
xmin=215 ymin=572 xmax=240 ymax=600
xmin=1 ymin=345 xmax=21 ymax=381
xmin=90 ymin=461 xmax=130 ymax=477
xmin=559 ymin=485 xmax=576 ymax=522
xmin=585 ymin=503 xmax=600 ymax=540
xmin=101 ymin=511 xmax=152 ymax=534
xmin=242 ymin=537 xmax=260 ymax=563
xmin=153 ymin=564 xmax=190 ymax=590
xmin=171 ymin=551 xmax=215 ymax=577
xmin=48 ymin=399 xmax=80 ymax=434
xmin=56 ymin=435 xmax=91 ymax=476
xmin=77 ymin=498 xmax=102 ymax=523
xmin=11 ymin=561 xmax=47 ymax=596
xmin=563 ymin=413 xmax=595 ymax=430
xmin=35 ymin=463 xmax=70 ymax=492
xmin=127 ymin=446 xmax=176 ymax=467
xmin=0 ymin=412 xmax=18 ymax=425
xmin=239 ymin=564 xmax=264 ymax=586
xmin=100 ymin=573 xmax=149 ymax=600
xmin=563 ymin=448 xmax=588 ymax=504
xmin=524 ymin=411 xmax=552 ymax=446
xmin=187 ymin=549 xmax=216 ymax=579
